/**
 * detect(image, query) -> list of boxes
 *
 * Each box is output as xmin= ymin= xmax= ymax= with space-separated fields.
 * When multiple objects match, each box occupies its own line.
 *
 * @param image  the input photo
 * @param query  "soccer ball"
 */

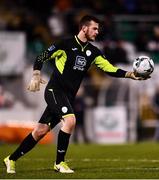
xmin=133 ymin=55 xmax=154 ymax=77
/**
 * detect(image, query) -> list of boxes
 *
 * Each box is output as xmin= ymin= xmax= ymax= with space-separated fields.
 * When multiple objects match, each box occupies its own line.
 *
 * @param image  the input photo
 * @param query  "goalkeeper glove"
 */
xmin=27 ymin=70 xmax=46 ymax=92
xmin=125 ymin=72 xmax=150 ymax=80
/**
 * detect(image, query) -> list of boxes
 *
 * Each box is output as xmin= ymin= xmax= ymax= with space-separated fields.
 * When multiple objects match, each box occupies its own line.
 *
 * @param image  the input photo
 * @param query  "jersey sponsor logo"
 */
xmin=48 ymin=45 xmax=55 ymax=51
xmin=86 ymin=50 xmax=91 ymax=56
xmin=73 ymin=55 xmax=86 ymax=71
xmin=72 ymin=47 xmax=78 ymax=51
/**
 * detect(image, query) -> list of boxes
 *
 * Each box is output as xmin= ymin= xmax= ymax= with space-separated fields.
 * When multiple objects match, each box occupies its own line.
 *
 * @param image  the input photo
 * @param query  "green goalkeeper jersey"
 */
xmin=33 ymin=35 xmax=127 ymax=97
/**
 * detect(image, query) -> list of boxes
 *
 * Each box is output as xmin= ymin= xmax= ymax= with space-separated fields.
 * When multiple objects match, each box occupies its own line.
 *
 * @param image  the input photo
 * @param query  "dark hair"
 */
xmin=79 ymin=15 xmax=100 ymax=30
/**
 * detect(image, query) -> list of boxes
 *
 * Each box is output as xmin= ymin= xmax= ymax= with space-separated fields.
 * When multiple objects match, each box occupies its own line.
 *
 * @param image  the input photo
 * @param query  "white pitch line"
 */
xmin=22 ymin=158 xmax=159 ymax=163
xmin=35 ymin=167 xmax=159 ymax=171
xmin=96 ymin=167 xmax=159 ymax=170
xmin=81 ymin=158 xmax=159 ymax=162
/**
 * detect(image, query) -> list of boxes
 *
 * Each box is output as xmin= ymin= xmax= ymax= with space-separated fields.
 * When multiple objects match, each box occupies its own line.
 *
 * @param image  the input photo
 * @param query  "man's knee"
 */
xmin=61 ymin=115 xmax=76 ymax=133
xmin=32 ymin=123 xmax=50 ymax=141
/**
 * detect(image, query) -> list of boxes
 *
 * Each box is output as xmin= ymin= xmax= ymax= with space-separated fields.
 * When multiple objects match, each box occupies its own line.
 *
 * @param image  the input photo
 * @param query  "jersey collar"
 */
xmin=75 ymin=35 xmax=88 ymax=52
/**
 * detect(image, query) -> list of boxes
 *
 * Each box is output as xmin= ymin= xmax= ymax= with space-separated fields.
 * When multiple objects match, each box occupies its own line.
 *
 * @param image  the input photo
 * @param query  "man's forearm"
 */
xmin=106 ymin=69 xmax=127 ymax=78
xmin=33 ymin=50 xmax=52 ymax=70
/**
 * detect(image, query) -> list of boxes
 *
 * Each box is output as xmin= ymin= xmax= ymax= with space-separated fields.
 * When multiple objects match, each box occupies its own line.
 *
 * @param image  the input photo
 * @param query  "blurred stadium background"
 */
xmin=1 ymin=0 xmax=159 ymax=145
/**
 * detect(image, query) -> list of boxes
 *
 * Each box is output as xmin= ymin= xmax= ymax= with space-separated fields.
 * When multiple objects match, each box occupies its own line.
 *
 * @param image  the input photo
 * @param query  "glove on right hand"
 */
xmin=27 ymin=70 xmax=46 ymax=92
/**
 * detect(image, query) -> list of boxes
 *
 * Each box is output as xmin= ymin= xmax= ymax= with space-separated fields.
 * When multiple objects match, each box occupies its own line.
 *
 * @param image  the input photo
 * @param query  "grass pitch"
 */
xmin=1 ymin=142 xmax=159 ymax=179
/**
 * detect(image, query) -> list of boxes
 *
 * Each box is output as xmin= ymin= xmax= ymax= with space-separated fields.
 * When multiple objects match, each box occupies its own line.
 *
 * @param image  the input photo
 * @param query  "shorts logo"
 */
xmin=62 ymin=106 xmax=68 ymax=113
xmin=73 ymin=56 xmax=86 ymax=71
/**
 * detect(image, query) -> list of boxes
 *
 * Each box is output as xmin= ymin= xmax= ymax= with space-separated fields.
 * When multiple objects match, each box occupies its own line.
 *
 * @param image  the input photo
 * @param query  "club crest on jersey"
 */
xmin=86 ymin=50 xmax=91 ymax=56
xmin=73 ymin=56 xmax=86 ymax=71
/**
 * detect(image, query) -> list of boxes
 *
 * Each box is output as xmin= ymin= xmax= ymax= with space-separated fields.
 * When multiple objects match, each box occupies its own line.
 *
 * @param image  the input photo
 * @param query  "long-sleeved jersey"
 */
xmin=34 ymin=35 xmax=127 ymax=97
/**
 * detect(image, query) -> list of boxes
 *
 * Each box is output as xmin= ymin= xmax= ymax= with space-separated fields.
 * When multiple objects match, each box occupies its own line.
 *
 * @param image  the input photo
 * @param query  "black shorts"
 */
xmin=39 ymin=86 xmax=75 ymax=129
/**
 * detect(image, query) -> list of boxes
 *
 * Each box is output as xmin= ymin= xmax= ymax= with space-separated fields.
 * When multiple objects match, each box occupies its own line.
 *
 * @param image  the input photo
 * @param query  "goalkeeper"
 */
xmin=4 ymin=15 xmax=148 ymax=174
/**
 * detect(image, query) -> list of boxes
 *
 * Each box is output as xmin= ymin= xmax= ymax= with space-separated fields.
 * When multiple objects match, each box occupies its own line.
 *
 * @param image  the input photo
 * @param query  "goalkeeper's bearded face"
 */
xmin=84 ymin=21 xmax=99 ymax=41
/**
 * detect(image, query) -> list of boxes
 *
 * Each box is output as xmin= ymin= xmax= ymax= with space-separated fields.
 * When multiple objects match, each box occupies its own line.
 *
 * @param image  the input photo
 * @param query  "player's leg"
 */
xmin=3 ymin=123 xmax=50 ymax=174
xmin=3 ymin=106 xmax=59 ymax=174
xmin=54 ymin=115 xmax=76 ymax=173
xmin=45 ymin=86 xmax=76 ymax=173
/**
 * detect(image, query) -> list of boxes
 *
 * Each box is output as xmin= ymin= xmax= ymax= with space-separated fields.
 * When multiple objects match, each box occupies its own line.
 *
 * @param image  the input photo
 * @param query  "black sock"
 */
xmin=9 ymin=133 xmax=38 ymax=161
xmin=56 ymin=130 xmax=71 ymax=164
